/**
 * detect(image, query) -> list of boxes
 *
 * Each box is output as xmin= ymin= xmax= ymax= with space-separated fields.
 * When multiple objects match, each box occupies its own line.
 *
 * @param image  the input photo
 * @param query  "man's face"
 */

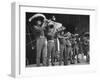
xmin=37 ymin=20 xmax=42 ymax=26
xmin=48 ymin=26 xmax=54 ymax=33
xmin=52 ymin=16 xmax=56 ymax=21
xmin=61 ymin=31 xmax=64 ymax=35
xmin=49 ymin=28 xmax=53 ymax=32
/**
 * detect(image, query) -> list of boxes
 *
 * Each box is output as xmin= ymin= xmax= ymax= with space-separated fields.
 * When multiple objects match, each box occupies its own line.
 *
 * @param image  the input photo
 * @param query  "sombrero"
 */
xmin=29 ymin=13 xmax=46 ymax=22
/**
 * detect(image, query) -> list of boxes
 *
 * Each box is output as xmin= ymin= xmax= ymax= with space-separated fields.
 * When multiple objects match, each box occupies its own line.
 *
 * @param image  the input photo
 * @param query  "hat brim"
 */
xmin=29 ymin=14 xmax=46 ymax=22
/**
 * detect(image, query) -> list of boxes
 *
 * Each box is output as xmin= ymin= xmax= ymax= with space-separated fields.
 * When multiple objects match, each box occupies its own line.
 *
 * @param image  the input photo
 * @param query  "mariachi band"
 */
xmin=27 ymin=13 xmax=89 ymax=66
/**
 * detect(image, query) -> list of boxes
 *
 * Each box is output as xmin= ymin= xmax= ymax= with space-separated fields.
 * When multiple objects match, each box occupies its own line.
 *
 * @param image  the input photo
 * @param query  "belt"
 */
xmin=40 ymin=36 xmax=45 ymax=38
xmin=48 ymin=40 xmax=55 ymax=43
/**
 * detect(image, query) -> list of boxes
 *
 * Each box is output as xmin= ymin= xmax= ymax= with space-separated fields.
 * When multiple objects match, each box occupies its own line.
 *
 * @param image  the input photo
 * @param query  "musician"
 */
xmin=65 ymin=32 xmax=74 ymax=64
xmin=29 ymin=14 xmax=48 ymax=66
xmin=46 ymin=22 xmax=56 ymax=66
xmin=71 ymin=34 xmax=79 ymax=63
xmin=58 ymin=31 xmax=68 ymax=65
xmin=82 ymin=36 xmax=89 ymax=63
xmin=46 ymin=16 xmax=65 ymax=66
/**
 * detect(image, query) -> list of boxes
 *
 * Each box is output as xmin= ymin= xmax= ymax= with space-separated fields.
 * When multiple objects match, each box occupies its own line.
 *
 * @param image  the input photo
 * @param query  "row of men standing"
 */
xmin=29 ymin=14 xmax=77 ymax=66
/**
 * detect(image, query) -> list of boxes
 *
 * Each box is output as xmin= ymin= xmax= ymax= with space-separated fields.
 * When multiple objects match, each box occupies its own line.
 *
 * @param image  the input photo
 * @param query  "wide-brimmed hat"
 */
xmin=29 ymin=13 xmax=46 ymax=22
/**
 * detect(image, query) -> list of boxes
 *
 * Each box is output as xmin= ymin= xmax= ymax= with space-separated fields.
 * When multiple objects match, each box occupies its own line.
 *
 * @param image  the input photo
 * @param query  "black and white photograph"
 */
xmin=10 ymin=2 xmax=98 ymax=78
xmin=26 ymin=12 xmax=90 ymax=67
xmin=1 ymin=0 xmax=98 ymax=79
